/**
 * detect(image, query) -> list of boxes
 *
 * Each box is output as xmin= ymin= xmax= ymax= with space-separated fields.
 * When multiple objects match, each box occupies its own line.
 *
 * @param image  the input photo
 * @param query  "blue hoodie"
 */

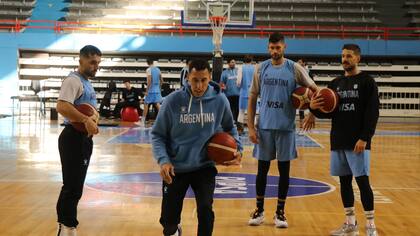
xmin=151 ymin=81 xmax=243 ymax=173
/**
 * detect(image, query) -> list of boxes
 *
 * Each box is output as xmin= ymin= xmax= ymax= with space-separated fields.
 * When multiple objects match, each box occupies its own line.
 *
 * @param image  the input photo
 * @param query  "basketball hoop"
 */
xmin=210 ymin=16 xmax=227 ymax=57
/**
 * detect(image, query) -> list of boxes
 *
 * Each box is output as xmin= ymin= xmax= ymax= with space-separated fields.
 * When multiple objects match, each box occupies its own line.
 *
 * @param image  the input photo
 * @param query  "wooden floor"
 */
xmin=0 ymin=116 xmax=419 ymax=236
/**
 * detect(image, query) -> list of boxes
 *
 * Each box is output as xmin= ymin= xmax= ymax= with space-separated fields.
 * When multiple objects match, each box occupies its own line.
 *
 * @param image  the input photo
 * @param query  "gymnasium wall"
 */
xmin=0 ymin=32 xmax=420 ymax=114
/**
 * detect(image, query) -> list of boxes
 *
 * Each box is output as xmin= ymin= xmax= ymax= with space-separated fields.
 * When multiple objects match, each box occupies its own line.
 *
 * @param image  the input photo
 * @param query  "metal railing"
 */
xmin=1 ymin=19 xmax=420 ymax=40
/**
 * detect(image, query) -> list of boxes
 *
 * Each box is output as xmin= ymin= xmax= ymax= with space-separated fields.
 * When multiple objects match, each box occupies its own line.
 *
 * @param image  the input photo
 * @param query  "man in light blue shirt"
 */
xmin=220 ymin=58 xmax=240 ymax=126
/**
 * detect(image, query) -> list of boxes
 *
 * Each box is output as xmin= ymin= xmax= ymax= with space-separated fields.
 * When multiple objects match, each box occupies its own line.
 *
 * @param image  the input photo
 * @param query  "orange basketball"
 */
xmin=316 ymin=88 xmax=339 ymax=113
xmin=207 ymin=132 xmax=237 ymax=164
xmin=292 ymin=87 xmax=313 ymax=109
xmin=71 ymin=103 xmax=99 ymax=133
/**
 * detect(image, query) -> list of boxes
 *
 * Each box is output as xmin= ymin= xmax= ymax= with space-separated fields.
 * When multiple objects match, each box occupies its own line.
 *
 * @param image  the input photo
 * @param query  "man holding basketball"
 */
xmin=247 ymin=32 xmax=318 ymax=228
xmin=308 ymin=44 xmax=379 ymax=236
xmin=152 ymin=59 xmax=242 ymax=236
xmin=55 ymin=45 xmax=101 ymax=235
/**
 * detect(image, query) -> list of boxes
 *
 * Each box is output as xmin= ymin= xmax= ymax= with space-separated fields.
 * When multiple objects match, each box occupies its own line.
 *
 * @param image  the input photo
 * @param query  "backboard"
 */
xmin=182 ymin=0 xmax=255 ymax=28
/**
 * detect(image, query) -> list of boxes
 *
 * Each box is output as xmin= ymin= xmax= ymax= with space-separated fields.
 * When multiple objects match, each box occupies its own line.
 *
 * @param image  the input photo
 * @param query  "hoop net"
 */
xmin=210 ymin=16 xmax=227 ymax=55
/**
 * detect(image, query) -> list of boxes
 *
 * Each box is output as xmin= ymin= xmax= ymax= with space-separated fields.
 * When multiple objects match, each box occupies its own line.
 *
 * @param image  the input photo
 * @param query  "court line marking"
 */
xmin=304 ymin=133 xmax=325 ymax=148
xmin=106 ymin=128 xmax=132 ymax=143
xmin=107 ymin=126 xmax=153 ymax=144
xmin=86 ymin=181 xmax=331 ymax=188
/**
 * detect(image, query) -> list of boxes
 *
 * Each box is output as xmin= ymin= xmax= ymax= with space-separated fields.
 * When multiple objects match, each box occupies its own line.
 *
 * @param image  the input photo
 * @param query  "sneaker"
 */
xmin=366 ymin=224 xmax=378 ymax=236
xmin=248 ymin=209 xmax=264 ymax=226
xmin=330 ymin=222 xmax=359 ymax=236
xmin=57 ymin=223 xmax=77 ymax=236
xmin=169 ymin=224 xmax=182 ymax=236
xmin=274 ymin=210 xmax=288 ymax=228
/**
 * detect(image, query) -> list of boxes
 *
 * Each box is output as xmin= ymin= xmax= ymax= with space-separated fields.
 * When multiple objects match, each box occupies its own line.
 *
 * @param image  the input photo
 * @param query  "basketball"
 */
xmin=71 ymin=103 xmax=99 ymax=133
xmin=292 ymin=87 xmax=313 ymax=109
xmin=207 ymin=132 xmax=237 ymax=164
xmin=316 ymin=88 xmax=339 ymax=113
xmin=121 ymin=107 xmax=139 ymax=122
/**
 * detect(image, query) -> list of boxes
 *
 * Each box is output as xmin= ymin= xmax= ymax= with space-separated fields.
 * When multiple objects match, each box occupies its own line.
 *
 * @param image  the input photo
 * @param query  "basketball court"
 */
xmin=0 ymin=117 xmax=419 ymax=235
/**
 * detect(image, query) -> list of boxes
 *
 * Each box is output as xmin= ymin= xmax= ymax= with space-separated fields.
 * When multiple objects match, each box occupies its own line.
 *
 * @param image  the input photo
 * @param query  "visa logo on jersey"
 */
xmin=267 ymin=101 xmax=284 ymax=109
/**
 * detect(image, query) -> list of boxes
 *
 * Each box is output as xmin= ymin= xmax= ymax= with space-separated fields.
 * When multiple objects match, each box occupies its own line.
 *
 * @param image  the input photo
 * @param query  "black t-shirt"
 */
xmin=123 ymin=87 xmax=142 ymax=103
xmin=311 ymin=72 xmax=379 ymax=150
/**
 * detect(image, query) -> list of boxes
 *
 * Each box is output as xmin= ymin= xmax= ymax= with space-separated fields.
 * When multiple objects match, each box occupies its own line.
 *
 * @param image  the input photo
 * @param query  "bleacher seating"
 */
xmin=17 ymin=50 xmax=190 ymax=112
xmin=55 ymin=0 xmax=383 ymax=37
xmin=252 ymin=0 xmax=380 ymax=27
xmin=60 ymin=0 xmax=184 ymax=32
xmin=406 ymin=1 xmax=420 ymax=27
xmin=17 ymin=50 xmax=420 ymax=117
xmin=0 ymin=0 xmax=36 ymax=32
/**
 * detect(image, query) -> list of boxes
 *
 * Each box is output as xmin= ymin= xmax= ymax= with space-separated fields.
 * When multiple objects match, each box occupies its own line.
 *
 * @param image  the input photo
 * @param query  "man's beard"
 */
xmin=343 ymin=63 xmax=355 ymax=72
xmin=271 ymin=53 xmax=282 ymax=60
xmin=83 ymin=70 xmax=96 ymax=78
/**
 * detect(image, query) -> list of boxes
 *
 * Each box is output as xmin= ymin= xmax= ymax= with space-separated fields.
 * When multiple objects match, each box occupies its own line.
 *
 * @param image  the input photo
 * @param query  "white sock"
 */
xmin=238 ymin=110 xmax=245 ymax=123
xmin=345 ymin=207 xmax=356 ymax=225
xmin=365 ymin=210 xmax=375 ymax=226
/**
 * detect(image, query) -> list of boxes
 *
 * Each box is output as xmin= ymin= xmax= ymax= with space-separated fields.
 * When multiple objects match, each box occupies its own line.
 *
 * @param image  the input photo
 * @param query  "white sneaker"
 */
xmin=366 ymin=224 xmax=378 ymax=236
xmin=248 ymin=209 xmax=264 ymax=226
xmin=57 ymin=223 xmax=77 ymax=236
xmin=274 ymin=211 xmax=288 ymax=228
xmin=330 ymin=222 xmax=359 ymax=236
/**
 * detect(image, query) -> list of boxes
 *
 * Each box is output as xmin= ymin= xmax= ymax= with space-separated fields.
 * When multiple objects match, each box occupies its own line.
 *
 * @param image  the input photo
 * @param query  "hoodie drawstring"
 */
xmin=188 ymin=93 xmax=204 ymax=128
xmin=200 ymin=99 xmax=204 ymax=128
xmin=188 ymin=94 xmax=192 ymax=113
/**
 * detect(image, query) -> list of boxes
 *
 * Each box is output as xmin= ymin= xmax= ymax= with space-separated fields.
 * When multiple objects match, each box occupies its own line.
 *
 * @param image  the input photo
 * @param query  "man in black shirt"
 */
xmin=113 ymin=79 xmax=143 ymax=118
xmin=307 ymin=44 xmax=379 ymax=236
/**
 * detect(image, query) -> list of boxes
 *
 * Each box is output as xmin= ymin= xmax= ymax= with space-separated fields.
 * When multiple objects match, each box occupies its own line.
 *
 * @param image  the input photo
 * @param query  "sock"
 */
xmin=256 ymin=196 xmax=264 ymax=213
xmin=345 ymin=207 xmax=356 ymax=225
xmin=365 ymin=210 xmax=375 ymax=226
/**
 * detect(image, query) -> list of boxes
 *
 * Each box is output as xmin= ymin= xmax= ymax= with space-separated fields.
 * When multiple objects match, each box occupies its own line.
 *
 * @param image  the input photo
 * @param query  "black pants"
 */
xmin=340 ymin=175 xmax=374 ymax=211
xmin=160 ymin=166 xmax=217 ymax=236
xmin=113 ymin=101 xmax=142 ymax=118
xmin=227 ymin=95 xmax=239 ymax=123
xmin=56 ymin=126 xmax=93 ymax=227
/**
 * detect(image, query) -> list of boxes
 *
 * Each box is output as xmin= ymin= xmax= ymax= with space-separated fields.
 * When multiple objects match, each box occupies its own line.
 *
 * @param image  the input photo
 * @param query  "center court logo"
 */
xmin=86 ymin=173 xmax=334 ymax=199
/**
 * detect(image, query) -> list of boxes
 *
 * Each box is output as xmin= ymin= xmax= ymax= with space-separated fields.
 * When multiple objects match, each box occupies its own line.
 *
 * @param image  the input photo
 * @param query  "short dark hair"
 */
xmin=226 ymin=58 xmax=235 ymax=63
xmin=123 ymin=79 xmax=130 ymax=83
xmin=189 ymin=59 xmax=211 ymax=73
xmin=342 ymin=44 xmax=361 ymax=55
xmin=269 ymin=32 xmax=285 ymax=44
xmin=185 ymin=59 xmax=191 ymax=64
xmin=79 ymin=45 xmax=102 ymax=57
xmin=147 ymin=59 xmax=154 ymax=65
xmin=244 ymin=55 xmax=253 ymax=63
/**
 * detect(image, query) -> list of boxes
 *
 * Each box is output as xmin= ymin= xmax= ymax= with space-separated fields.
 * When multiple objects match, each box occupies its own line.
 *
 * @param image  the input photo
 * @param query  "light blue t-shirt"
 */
xmin=239 ymin=64 xmax=255 ymax=98
xmin=148 ymin=66 xmax=161 ymax=94
xmin=221 ymin=68 xmax=240 ymax=97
